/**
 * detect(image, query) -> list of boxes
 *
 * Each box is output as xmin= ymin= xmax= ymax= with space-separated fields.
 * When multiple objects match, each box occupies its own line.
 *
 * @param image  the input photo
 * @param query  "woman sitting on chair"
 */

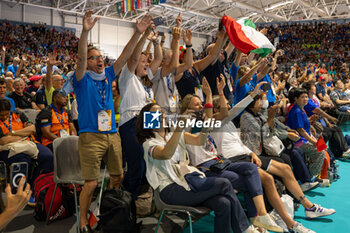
xmin=136 ymin=102 xmax=258 ymax=233
xmin=0 ymin=98 xmax=53 ymax=183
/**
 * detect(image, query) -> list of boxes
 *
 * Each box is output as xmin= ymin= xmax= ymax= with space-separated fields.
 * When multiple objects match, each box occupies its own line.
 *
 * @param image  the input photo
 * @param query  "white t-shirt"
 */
xmin=211 ymin=122 xmax=252 ymax=159
xmin=143 ymin=132 xmax=190 ymax=191
xmin=119 ymin=64 xmax=154 ymax=127
xmin=186 ymin=134 xmax=217 ymax=166
xmin=149 ymin=68 xmax=179 ymax=113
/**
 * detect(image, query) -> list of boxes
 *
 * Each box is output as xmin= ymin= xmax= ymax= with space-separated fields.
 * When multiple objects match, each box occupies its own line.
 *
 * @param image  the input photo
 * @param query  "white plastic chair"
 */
xmin=153 ymin=188 xmax=211 ymax=233
xmin=21 ymin=109 xmax=39 ymax=123
xmin=46 ymin=136 xmax=83 ymax=233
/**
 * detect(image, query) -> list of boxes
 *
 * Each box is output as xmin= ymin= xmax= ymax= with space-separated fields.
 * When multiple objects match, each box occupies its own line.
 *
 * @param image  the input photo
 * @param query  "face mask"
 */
xmin=262 ymin=100 xmax=269 ymax=109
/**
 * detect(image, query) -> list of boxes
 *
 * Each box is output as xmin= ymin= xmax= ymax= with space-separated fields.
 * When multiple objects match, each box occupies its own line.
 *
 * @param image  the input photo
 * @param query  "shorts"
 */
xmin=79 ymin=132 xmax=123 ymax=180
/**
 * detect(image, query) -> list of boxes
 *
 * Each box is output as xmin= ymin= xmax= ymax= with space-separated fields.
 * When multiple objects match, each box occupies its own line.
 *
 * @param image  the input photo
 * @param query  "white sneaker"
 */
xmin=253 ymin=214 xmax=283 ymax=232
xmin=290 ymin=222 xmax=315 ymax=233
xmin=243 ymin=225 xmax=260 ymax=233
xmin=305 ymin=204 xmax=336 ymax=219
xmin=300 ymin=182 xmax=319 ymax=192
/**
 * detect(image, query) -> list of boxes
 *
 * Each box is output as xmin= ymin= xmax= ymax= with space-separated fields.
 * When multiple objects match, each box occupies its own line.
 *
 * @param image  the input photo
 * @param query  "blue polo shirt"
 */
xmin=7 ymin=64 xmax=18 ymax=75
xmin=3 ymin=97 xmax=16 ymax=112
xmin=286 ymin=104 xmax=310 ymax=144
xmin=230 ymin=63 xmax=239 ymax=82
xmin=73 ymin=66 xmax=118 ymax=134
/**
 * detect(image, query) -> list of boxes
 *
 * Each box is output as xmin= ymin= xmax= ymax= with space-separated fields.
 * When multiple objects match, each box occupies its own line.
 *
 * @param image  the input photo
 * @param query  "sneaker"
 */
xmin=318 ymin=179 xmax=330 ymax=187
xmin=289 ymin=222 xmax=315 ymax=233
xmin=243 ymin=225 xmax=260 ymax=233
xmin=253 ymin=214 xmax=283 ymax=232
xmin=341 ymin=151 xmax=350 ymax=160
xmin=300 ymin=181 xmax=319 ymax=192
xmin=305 ymin=204 xmax=336 ymax=219
xmin=270 ymin=211 xmax=288 ymax=232
xmin=27 ymin=195 xmax=36 ymax=207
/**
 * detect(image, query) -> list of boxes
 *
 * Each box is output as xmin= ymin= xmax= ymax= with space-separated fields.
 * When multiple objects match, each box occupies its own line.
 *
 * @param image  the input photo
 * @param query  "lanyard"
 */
xmin=93 ymin=79 xmax=107 ymax=109
xmin=207 ymin=135 xmax=217 ymax=149
xmin=142 ymin=83 xmax=152 ymax=100
xmin=166 ymin=75 xmax=173 ymax=95
xmin=53 ymin=109 xmax=65 ymax=128
xmin=2 ymin=113 xmax=12 ymax=132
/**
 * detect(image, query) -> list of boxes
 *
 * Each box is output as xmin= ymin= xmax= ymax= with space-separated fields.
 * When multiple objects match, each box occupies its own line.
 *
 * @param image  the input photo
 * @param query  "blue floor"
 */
xmin=184 ymin=125 xmax=350 ymax=233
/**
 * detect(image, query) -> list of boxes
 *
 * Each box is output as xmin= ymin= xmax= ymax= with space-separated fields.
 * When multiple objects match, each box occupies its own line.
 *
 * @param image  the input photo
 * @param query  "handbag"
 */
xmin=0 ymin=137 xmax=38 ymax=159
xmin=259 ymin=117 xmax=284 ymax=157
xmin=171 ymin=141 xmax=205 ymax=184
xmin=209 ymin=156 xmax=231 ymax=173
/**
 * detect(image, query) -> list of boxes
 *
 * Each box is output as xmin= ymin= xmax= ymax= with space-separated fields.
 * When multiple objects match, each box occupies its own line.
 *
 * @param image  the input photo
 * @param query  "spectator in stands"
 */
xmin=200 ymin=37 xmax=235 ymax=106
xmin=36 ymin=89 xmax=77 ymax=151
xmin=136 ymin=102 xmax=259 ymax=233
xmin=112 ymin=81 xmax=120 ymax=127
xmin=26 ymin=75 xmax=42 ymax=96
xmin=5 ymin=77 xmax=14 ymax=96
xmin=180 ymin=77 xmax=283 ymax=232
xmin=118 ymin=18 xmax=156 ymax=200
xmin=8 ymin=78 xmax=39 ymax=110
xmin=0 ymin=78 xmax=16 ymax=111
xmin=0 ymin=177 xmax=31 ymax=231
xmin=315 ymin=76 xmax=334 ymax=108
xmin=175 ymin=29 xmax=227 ymax=100
xmin=6 ymin=57 xmax=20 ymax=77
xmin=0 ymin=98 xmax=53 ymax=183
xmin=149 ymin=16 xmax=193 ymax=114
xmin=286 ymin=88 xmax=326 ymax=176
xmin=74 ymin=11 xmax=152 ymax=233
xmin=329 ymin=79 xmax=350 ymax=112
xmin=240 ymin=93 xmax=335 ymax=219
xmin=211 ymin=84 xmax=316 ymax=233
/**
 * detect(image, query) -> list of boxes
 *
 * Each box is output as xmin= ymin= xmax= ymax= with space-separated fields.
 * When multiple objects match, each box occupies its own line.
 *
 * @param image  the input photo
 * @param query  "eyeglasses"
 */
xmin=88 ymin=55 xmax=103 ymax=60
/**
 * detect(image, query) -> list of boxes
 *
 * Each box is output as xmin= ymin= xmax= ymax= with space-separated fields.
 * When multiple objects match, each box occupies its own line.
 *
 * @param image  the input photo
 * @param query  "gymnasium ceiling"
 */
xmin=2 ymin=0 xmax=350 ymax=35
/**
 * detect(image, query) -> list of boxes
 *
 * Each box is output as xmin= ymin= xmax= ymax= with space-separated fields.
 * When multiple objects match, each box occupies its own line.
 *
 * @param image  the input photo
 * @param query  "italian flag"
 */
xmin=221 ymin=15 xmax=275 ymax=57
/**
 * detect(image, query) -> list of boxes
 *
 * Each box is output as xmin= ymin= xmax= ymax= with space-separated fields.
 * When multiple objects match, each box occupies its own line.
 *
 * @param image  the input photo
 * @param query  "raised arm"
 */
xmin=148 ymin=32 xmax=163 ymax=75
xmin=127 ymin=24 xmax=153 ymax=73
xmin=152 ymin=128 xmax=184 ymax=160
xmin=75 ymin=10 xmax=98 ymax=82
xmin=46 ymin=52 xmax=60 ymax=90
xmin=213 ymin=74 xmax=228 ymax=120
xmin=114 ymin=15 xmax=152 ymax=75
xmin=201 ymin=77 xmax=213 ymax=119
xmin=193 ymin=30 xmax=226 ymax=73
xmin=1 ymin=46 xmax=5 ymax=66
xmin=160 ymin=27 xmax=181 ymax=78
xmin=174 ymin=29 xmax=193 ymax=80
xmin=234 ymin=50 xmax=243 ymax=67
xmin=239 ymin=58 xmax=266 ymax=87
xmin=15 ymin=55 xmax=25 ymax=78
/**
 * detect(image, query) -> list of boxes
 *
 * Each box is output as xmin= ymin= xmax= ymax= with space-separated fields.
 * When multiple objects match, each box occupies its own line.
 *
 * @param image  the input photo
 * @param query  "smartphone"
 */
xmin=262 ymin=83 xmax=271 ymax=92
xmin=0 ymin=161 xmax=6 ymax=187
xmin=10 ymin=162 xmax=28 ymax=194
xmin=195 ymin=111 xmax=203 ymax=121
xmin=158 ymin=31 xmax=164 ymax=36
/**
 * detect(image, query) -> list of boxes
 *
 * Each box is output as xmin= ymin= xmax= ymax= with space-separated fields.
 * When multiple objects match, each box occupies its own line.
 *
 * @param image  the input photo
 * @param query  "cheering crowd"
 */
xmin=1 ymin=10 xmax=349 ymax=233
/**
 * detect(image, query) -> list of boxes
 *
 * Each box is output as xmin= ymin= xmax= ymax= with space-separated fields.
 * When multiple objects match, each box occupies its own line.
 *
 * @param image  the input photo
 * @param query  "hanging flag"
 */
xmin=145 ymin=0 xmax=151 ymax=7
xmin=221 ymin=15 xmax=275 ymax=57
xmin=153 ymin=0 xmax=160 ymax=5
xmin=160 ymin=0 xmax=166 ymax=3
xmin=116 ymin=1 xmax=123 ymax=14
xmin=128 ymin=0 xmax=132 ymax=11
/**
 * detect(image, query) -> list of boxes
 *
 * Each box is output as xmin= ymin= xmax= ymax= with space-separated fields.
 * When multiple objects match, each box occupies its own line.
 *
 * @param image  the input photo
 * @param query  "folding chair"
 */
xmin=46 ymin=136 xmax=84 ymax=233
xmin=153 ymin=188 xmax=211 ymax=233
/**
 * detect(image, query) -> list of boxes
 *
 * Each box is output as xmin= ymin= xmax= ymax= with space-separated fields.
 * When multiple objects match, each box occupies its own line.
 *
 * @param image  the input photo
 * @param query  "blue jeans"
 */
xmin=199 ymin=159 xmax=263 ymax=218
xmin=119 ymin=117 xmax=145 ymax=200
xmin=160 ymin=177 xmax=250 ymax=233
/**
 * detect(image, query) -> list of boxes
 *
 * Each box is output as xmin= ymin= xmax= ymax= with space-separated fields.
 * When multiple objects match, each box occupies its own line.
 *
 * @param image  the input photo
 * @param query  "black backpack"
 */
xmin=99 ymin=188 xmax=141 ymax=233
